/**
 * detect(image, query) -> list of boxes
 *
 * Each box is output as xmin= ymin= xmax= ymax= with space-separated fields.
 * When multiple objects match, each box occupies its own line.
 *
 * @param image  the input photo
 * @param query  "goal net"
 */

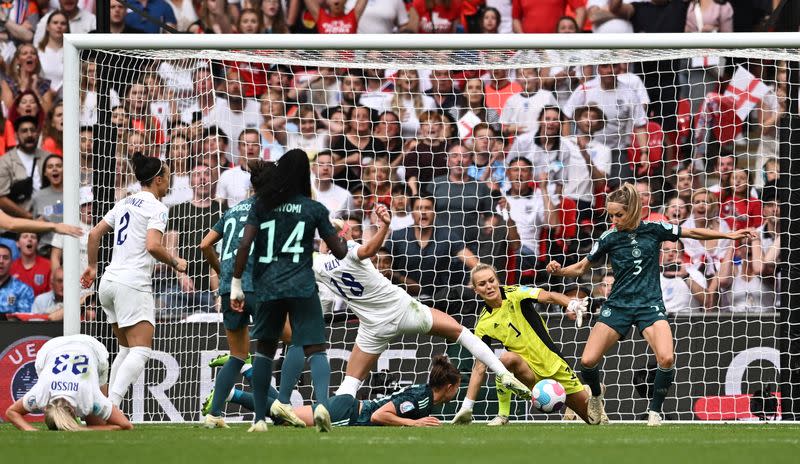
xmin=63 ymin=35 xmax=798 ymax=423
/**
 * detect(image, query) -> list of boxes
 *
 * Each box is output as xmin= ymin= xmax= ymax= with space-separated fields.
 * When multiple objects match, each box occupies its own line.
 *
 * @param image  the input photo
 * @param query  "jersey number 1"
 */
xmin=259 ymin=220 xmax=305 ymax=263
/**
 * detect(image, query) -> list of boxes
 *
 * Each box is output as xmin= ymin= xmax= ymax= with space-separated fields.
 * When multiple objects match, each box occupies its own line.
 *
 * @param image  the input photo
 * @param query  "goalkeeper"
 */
xmin=452 ymin=264 xmax=600 ymax=426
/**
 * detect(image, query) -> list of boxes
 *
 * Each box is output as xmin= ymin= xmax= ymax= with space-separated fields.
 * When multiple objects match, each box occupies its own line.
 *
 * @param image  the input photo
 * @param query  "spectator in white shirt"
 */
xmin=587 ymin=0 xmax=634 ymax=33
xmin=500 ymin=67 xmax=558 ymax=138
xmin=216 ymin=128 xmax=261 ymax=208
xmin=36 ymin=10 xmax=68 ymax=93
xmin=312 ymin=151 xmax=352 ymax=216
xmin=34 ymin=0 xmax=95 ymax=45
xmin=660 ymin=239 xmax=707 ymax=314
xmin=349 ymin=0 xmax=412 ymax=33
xmin=31 ymin=266 xmax=64 ymax=320
xmin=564 ymin=62 xmax=649 ymax=152
xmin=203 ymin=67 xmax=262 ymax=162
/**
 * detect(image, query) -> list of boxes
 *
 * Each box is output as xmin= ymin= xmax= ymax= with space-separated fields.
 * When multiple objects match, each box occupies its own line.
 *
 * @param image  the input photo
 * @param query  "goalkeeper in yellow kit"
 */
xmin=452 ymin=264 xmax=603 ymax=425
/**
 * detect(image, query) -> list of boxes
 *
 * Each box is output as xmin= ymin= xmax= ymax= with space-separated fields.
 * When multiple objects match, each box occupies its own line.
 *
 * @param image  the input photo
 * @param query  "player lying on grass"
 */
xmin=215 ymin=354 xmax=461 ymax=431
xmin=314 ymin=203 xmax=531 ymax=400
xmin=547 ymin=183 xmax=755 ymax=426
xmin=5 ymin=334 xmax=133 ymax=431
xmin=452 ymin=264 xmax=600 ymax=426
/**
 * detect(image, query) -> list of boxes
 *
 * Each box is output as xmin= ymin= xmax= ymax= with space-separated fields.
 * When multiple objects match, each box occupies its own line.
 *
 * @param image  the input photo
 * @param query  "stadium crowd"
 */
xmin=0 ymin=0 xmax=787 ymax=322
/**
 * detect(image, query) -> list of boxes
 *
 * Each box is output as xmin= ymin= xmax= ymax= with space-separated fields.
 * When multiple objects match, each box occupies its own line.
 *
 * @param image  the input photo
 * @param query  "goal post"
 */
xmin=62 ymin=33 xmax=800 ymax=422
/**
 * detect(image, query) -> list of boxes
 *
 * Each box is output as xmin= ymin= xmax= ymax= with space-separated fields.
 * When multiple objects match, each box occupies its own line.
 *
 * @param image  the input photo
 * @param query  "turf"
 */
xmin=2 ymin=423 xmax=798 ymax=464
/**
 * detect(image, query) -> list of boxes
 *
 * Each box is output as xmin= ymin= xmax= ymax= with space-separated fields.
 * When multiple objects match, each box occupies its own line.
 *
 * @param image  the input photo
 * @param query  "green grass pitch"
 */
xmin=2 ymin=423 xmax=799 ymax=464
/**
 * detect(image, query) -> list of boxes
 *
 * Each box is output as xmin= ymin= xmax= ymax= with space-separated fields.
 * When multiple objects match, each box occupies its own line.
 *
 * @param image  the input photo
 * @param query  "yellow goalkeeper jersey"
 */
xmin=474 ymin=285 xmax=566 ymax=378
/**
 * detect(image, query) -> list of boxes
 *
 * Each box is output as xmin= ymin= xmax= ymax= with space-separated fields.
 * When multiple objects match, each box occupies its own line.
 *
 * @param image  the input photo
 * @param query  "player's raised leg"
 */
xmin=641 ymin=320 xmax=675 ymax=426
xmin=580 ymin=322 xmax=620 ymax=425
xmin=426 ymin=307 xmax=530 ymax=399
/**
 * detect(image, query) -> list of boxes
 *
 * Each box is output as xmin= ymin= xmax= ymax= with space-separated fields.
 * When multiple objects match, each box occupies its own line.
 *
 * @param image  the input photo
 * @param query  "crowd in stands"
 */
xmin=0 ymin=0 xmax=787 ymax=322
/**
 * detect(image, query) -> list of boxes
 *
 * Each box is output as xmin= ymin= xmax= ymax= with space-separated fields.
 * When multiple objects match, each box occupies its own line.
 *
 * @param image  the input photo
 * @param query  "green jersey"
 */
xmin=587 ymin=221 xmax=681 ymax=308
xmin=246 ymin=194 xmax=336 ymax=300
xmin=212 ymin=196 xmax=256 ymax=295
xmin=354 ymin=384 xmax=434 ymax=426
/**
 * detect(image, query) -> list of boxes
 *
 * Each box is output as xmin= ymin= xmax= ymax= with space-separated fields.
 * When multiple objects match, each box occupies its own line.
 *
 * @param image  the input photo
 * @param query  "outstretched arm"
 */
xmin=352 ymin=0 xmax=368 ymax=20
xmin=5 ymin=399 xmax=37 ymax=431
xmin=357 ymin=204 xmax=391 ymax=260
xmin=546 ymin=257 xmax=592 ymax=278
xmin=370 ymin=402 xmax=440 ymax=427
xmin=682 ymin=227 xmax=757 ymax=241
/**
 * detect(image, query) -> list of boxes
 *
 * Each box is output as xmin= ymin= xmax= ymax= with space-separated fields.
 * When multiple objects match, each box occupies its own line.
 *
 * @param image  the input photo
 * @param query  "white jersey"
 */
xmin=22 ymin=335 xmax=112 ymax=420
xmin=101 ymin=191 xmax=169 ymax=292
xmin=313 ymin=241 xmax=411 ymax=326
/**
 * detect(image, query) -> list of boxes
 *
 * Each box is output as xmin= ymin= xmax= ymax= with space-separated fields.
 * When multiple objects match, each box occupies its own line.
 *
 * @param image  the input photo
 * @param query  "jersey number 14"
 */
xmin=259 ymin=220 xmax=305 ymax=263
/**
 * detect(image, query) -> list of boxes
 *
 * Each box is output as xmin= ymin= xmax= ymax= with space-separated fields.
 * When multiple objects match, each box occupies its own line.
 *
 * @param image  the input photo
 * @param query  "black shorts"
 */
xmin=252 ymin=293 xmax=326 ymax=346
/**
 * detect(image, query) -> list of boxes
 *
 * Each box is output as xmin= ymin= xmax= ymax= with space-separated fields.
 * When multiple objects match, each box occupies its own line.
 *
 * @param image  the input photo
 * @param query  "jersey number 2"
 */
xmin=116 ymin=212 xmax=130 ymax=245
xmin=259 ymin=220 xmax=306 ymax=264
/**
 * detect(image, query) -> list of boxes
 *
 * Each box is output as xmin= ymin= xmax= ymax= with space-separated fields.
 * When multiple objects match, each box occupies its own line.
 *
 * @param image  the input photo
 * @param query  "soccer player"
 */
xmin=315 ymin=203 xmax=531 ymax=400
xmin=5 ymin=334 xmax=133 ymax=431
xmin=452 ymin=263 xmax=592 ymax=426
xmin=231 ymin=151 xmax=348 ymax=432
xmin=547 ymin=183 xmax=756 ymax=425
xmin=220 ymin=354 xmax=461 ymax=430
xmin=81 ymin=154 xmax=188 ymax=407
xmin=199 ymin=194 xmax=304 ymax=429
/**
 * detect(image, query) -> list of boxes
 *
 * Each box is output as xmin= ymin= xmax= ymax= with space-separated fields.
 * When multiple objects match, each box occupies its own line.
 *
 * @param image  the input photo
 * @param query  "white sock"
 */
xmin=456 ymin=327 xmax=509 ymax=375
xmin=334 ymin=376 xmax=363 ymax=397
xmin=110 ymin=346 xmax=152 ymax=407
xmin=461 ymin=398 xmax=475 ymax=410
xmin=109 ymin=346 xmax=130 ymax=392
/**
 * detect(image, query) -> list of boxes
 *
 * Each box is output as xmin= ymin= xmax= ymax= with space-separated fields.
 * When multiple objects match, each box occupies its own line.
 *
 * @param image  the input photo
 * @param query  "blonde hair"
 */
xmin=391 ymin=69 xmax=426 ymax=124
xmin=470 ymin=263 xmax=498 ymax=287
xmin=607 ymin=182 xmax=642 ymax=231
xmin=44 ymin=397 xmax=81 ymax=431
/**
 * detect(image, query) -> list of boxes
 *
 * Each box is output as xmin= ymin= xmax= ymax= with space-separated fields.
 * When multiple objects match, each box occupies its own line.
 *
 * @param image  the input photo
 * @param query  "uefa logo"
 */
xmin=0 ymin=336 xmax=51 ymax=422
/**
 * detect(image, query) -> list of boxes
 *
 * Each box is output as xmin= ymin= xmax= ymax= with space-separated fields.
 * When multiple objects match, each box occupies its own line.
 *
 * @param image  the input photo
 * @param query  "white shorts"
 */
xmin=355 ymin=298 xmax=434 ymax=355
xmin=98 ymin=278 xmax=155 ymax=328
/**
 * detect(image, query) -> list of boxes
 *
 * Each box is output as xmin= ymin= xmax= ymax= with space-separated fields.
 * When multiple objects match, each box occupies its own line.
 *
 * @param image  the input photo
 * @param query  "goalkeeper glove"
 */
xmin=451 ymin=407 xmax=473 ymax=425
xmin=567 ymin=297 xmax=589 ymax=328
xmin=231 ymin=277 xmax=244 ymax=302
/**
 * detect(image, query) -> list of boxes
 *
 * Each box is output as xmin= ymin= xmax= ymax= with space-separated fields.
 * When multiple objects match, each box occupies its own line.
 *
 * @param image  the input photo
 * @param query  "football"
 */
xmin=531 ymin=379 xmax=567 ymax=413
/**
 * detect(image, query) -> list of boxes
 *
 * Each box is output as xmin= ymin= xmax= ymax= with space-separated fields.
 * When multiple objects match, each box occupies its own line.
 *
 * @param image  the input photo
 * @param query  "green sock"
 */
xmin=580 ymin=364 xmax=602 ymax=397
xmin=251 ymin=354 xmax=273 ymax=422
xmin=278 ymin=345 xmax=305 ymax=404
xmin=649 ymin=366 xmax=675 ymax=413
xmin=308 ymin=352 xmax=331 ymax=408
xmin=495 ymin=378 xmax=511 ymax=417
xmin=210 ymin=356 xmax=245 ymax=416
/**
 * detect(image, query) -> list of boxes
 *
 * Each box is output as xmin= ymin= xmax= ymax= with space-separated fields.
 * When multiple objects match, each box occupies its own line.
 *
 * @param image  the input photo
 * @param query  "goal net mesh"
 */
xmin=77 ymin=46 xmax=796 ymax=422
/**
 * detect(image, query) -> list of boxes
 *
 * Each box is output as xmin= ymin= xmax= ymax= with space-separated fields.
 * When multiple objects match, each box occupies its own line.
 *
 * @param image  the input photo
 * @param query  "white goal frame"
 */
xmin=61 ymin=31 xmax=800 ymax=334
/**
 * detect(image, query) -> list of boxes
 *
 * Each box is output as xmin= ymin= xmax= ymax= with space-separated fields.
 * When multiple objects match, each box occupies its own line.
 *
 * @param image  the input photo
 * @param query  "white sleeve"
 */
xmin=632 ymin=97 xmax=648 ymax=127
xmin=346 ymin=241 xmax=365 ymax=262
xmin=102 ymin=201 xmax=119 ymax=227
xmin=396 ymin=0 xmax=409 ymax=25
xmin=51 ymin=233 xmax=64 ymax=250
xmin=91 ymin=392 xmax=114 ymax=420
xmin=21 ymin=383 xmax=44 ymax=413
xmin=562 ymin=86 xmax=585 ymax=118
xmin=31 ymin=294 xmax=50 ymax=314
xmin=687 ymin=268 xmax=708 ymax=289
xmin=148 ymin=204 xmax=169 ymax=233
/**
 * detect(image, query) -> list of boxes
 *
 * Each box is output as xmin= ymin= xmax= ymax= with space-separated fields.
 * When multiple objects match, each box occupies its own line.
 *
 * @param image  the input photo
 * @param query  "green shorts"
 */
xmin=221 ymin=292 xmax=255 ymax=331
xmin=598 ymin=302 xmax=668 ymax=339
xmin=312 ymin=395 xmax=359 ymax=427
xmin=252 ymin=293 xmax=326 ymax=346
